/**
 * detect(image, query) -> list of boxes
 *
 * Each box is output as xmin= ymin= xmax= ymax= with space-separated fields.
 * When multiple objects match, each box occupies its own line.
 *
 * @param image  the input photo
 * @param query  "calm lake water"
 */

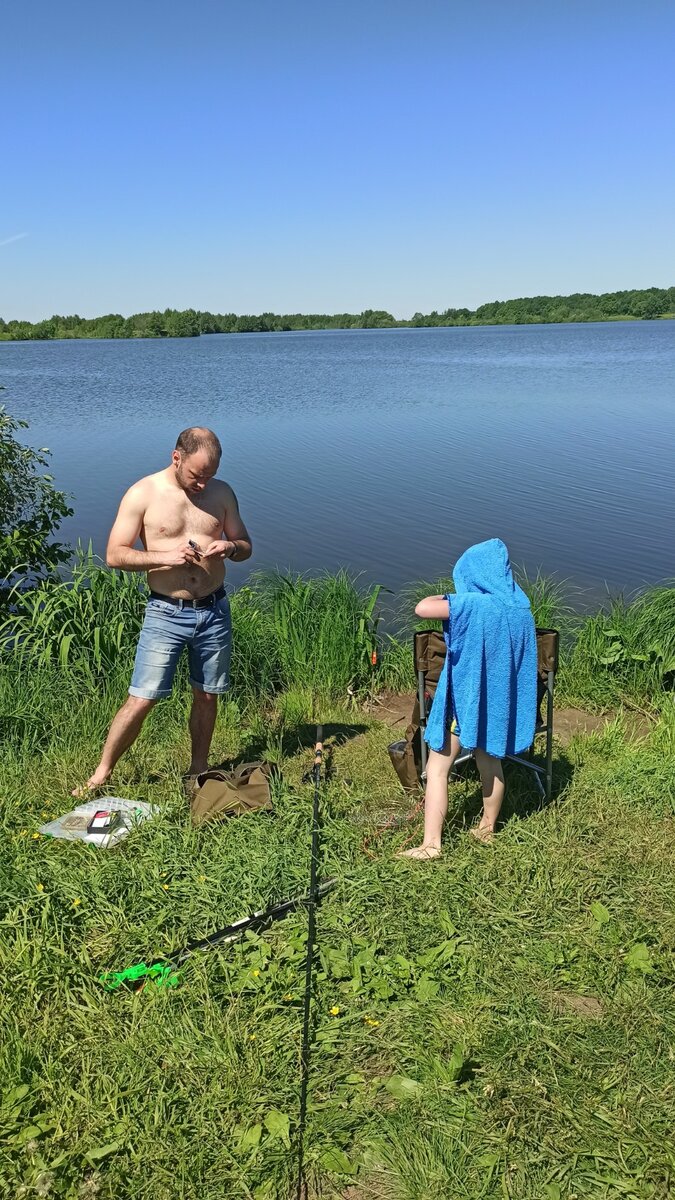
xmin=2 ymin=322 xmax=674 ymax=608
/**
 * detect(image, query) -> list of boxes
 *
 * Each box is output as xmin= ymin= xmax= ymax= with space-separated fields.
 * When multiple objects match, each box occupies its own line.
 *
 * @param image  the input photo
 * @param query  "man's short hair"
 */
xmin=175 ymin=427 xmax=222 ymax=461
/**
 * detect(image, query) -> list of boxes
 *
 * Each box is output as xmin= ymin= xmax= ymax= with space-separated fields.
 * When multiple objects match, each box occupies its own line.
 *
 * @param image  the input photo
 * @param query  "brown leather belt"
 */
xmin=148 ymin=585 xmax=226 ymax=610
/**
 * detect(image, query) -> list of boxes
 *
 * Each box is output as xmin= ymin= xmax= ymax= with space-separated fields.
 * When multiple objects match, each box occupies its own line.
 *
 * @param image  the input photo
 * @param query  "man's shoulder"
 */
xmin=210 ymin=477 xmax=236 ymax=503
xmin=123 ymin=471 xmax=166 ymax=505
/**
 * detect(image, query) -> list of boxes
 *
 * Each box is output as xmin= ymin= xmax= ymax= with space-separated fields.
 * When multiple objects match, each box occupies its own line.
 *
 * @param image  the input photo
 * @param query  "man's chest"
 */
xmin=144 ymin=495 xmax=224 ymax=541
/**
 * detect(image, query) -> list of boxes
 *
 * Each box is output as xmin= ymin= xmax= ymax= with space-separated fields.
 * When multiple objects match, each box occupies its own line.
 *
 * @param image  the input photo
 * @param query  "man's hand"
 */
xmin=201 ymin=539 xmax=237 ymax=560
xmin=163 ymin=543 xmax=203 ymax=567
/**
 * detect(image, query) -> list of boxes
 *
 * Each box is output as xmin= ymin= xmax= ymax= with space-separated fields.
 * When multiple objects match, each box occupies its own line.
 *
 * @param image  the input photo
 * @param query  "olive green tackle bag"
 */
xmin=387 ymin=698 xmax=423 ymax=792
xmin=190 ymin=761 xmax=274 ymax=827
xmin=387 ymin=631 xmax=448 ymax=792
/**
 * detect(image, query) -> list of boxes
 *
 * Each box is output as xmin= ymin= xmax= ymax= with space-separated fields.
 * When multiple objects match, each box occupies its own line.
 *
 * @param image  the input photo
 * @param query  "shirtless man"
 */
xmin=73 ymin=426 xmax=252 ymax=796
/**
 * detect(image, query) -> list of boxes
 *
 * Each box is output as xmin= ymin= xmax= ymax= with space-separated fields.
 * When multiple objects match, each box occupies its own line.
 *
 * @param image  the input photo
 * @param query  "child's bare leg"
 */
xmin=471 ymin=749 xmax=504 ymax=842
xmin=398 ymin=730 xmax=461 ymax=859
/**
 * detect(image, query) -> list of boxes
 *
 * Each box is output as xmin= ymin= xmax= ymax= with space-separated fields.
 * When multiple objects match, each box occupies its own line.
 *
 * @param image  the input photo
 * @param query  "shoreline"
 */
xmin=2 ymin=285 xmax=674 ymax=341
xmin=2 ymin=312 xmax=674 ymax=343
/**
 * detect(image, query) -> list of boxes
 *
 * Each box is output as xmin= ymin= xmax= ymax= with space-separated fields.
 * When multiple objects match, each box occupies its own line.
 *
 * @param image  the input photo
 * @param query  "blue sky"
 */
xmin=3 ymin=0 xmax=674 ymax=321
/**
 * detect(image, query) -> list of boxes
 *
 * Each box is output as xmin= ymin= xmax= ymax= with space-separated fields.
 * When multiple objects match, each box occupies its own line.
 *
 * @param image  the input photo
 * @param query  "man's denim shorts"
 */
xmin=129 ymin=592 xmax=232 ymax=700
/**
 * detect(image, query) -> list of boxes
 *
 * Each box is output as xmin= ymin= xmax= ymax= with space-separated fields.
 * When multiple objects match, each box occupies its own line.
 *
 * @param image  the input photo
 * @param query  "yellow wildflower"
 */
xmin=249 ymin=1033 xmax=257 ymax=1041
xmin=330 ymin=1005 xmax=341 ymax=1016
xmin=283 ymin=994 xmax=295 ymax=1001
xmin=36 ymin=884 xmax=44 ymax=893
xmin=162 ymin=884 xmax=169 ymax=891
xmin=198 ymin=875 xmax=206 ymax=883
xmin=72 ymin=898 xmax=81 ymax=907
xmin=32 ymin=833 xmax=41 ymax=840
xmin=19 ymin=830 xmax=27 ymax=837
xmin=252 ymin=969 xmax=260 ymax=977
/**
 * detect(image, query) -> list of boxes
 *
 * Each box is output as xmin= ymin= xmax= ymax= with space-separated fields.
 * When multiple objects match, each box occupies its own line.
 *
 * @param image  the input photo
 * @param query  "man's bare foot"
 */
xmin=71 ymin=771 xmax=111 ymax=799
xmin=469 ymin=824 xmax=495 ymax=845
xmin=395 ymin=844 xmax=442 ymax=860
xmin=181 ymin=772 xmax=201 ymax=798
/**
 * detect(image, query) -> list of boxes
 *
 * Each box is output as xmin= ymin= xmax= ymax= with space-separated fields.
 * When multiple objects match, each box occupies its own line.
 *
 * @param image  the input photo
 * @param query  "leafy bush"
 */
xmin=0 ymin=396 xmax=72 ymax=592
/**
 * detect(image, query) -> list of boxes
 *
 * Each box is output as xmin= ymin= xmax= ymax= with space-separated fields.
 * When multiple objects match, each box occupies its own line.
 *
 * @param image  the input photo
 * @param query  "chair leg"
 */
xmin=545 ymin=670 xmax=554 ymax=802
xmin=450 ymin=749 xmax=474 ymax=782
xmin=505 ymin=754 xmax=546 ymax=798
xmin=417 ymin=668 xmax=428 ymax=779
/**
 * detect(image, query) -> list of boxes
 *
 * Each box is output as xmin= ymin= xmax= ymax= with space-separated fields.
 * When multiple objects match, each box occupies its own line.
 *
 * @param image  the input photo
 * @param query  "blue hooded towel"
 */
xmin=424 ymin=538 xmax=537 ymax=759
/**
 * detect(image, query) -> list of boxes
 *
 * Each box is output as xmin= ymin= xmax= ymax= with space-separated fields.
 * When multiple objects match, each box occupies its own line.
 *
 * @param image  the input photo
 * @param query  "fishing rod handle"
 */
xmin=313 ymin=725 xmax=323 ymax=767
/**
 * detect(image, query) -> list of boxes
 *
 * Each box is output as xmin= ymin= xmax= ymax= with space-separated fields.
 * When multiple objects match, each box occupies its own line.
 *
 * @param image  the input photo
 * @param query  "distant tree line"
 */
xmin=2 ymin=288 xmax=674 ymax=341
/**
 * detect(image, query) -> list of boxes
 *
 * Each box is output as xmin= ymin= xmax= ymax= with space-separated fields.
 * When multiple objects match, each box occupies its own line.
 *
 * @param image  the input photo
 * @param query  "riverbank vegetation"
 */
xmin=0 ymin=394 xmax=73 ymax=588
xmin=2 ymin=418 xmax=674 ymax=1198
xmin=2 ymin=285 xmax=674 ymax=341
xmin=2 ymin=552 xmax=674 ymax=715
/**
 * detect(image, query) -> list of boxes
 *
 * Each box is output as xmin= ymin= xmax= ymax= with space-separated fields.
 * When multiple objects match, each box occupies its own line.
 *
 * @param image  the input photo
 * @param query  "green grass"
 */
xmin=2 ymin=647 xmax=675 ymax=1198
xmin=2 ymin=565 xmax=675 ymax=1197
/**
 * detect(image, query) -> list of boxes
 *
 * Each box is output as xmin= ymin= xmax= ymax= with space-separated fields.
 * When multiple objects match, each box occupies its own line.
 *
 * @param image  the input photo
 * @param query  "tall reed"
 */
xmin=2 ymin=548 xmax=672 ymax=710
xmin=0 ymin=546 xmax=146 ymax=677
xmin=563 ymin=585 xmax=675 ymax=705
xmin=1 ymin=555 xmax=385 ymax=701
xmin=237 ymin=569 xmax=383 ymax=698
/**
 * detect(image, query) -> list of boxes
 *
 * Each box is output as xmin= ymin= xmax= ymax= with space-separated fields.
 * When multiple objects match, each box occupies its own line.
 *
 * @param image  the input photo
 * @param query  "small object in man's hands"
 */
xmin=188 ymin=540 xmax=202 ymax=560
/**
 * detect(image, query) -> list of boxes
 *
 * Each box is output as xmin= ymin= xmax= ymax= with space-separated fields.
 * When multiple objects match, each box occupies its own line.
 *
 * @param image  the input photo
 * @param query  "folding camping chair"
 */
xmin=414 ymin=627 xmax=560 ymax=802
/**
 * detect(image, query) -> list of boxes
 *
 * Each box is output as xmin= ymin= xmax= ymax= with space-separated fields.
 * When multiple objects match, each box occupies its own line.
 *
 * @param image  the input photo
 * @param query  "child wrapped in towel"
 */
xmin=399 ymin=538 xmax=537 ymax=856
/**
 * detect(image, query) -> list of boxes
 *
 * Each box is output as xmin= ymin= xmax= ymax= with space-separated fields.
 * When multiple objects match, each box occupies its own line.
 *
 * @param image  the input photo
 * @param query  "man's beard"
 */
xmin=176 ymin=467 xmax=199 ymax=495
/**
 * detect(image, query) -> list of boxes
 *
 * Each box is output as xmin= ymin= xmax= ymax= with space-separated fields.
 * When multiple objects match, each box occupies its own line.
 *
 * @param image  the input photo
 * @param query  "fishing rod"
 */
xmin=100 ymin=874 xmax=336 ymax=992
xmin=296 ymin=724 xmax=324 ymax=1200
